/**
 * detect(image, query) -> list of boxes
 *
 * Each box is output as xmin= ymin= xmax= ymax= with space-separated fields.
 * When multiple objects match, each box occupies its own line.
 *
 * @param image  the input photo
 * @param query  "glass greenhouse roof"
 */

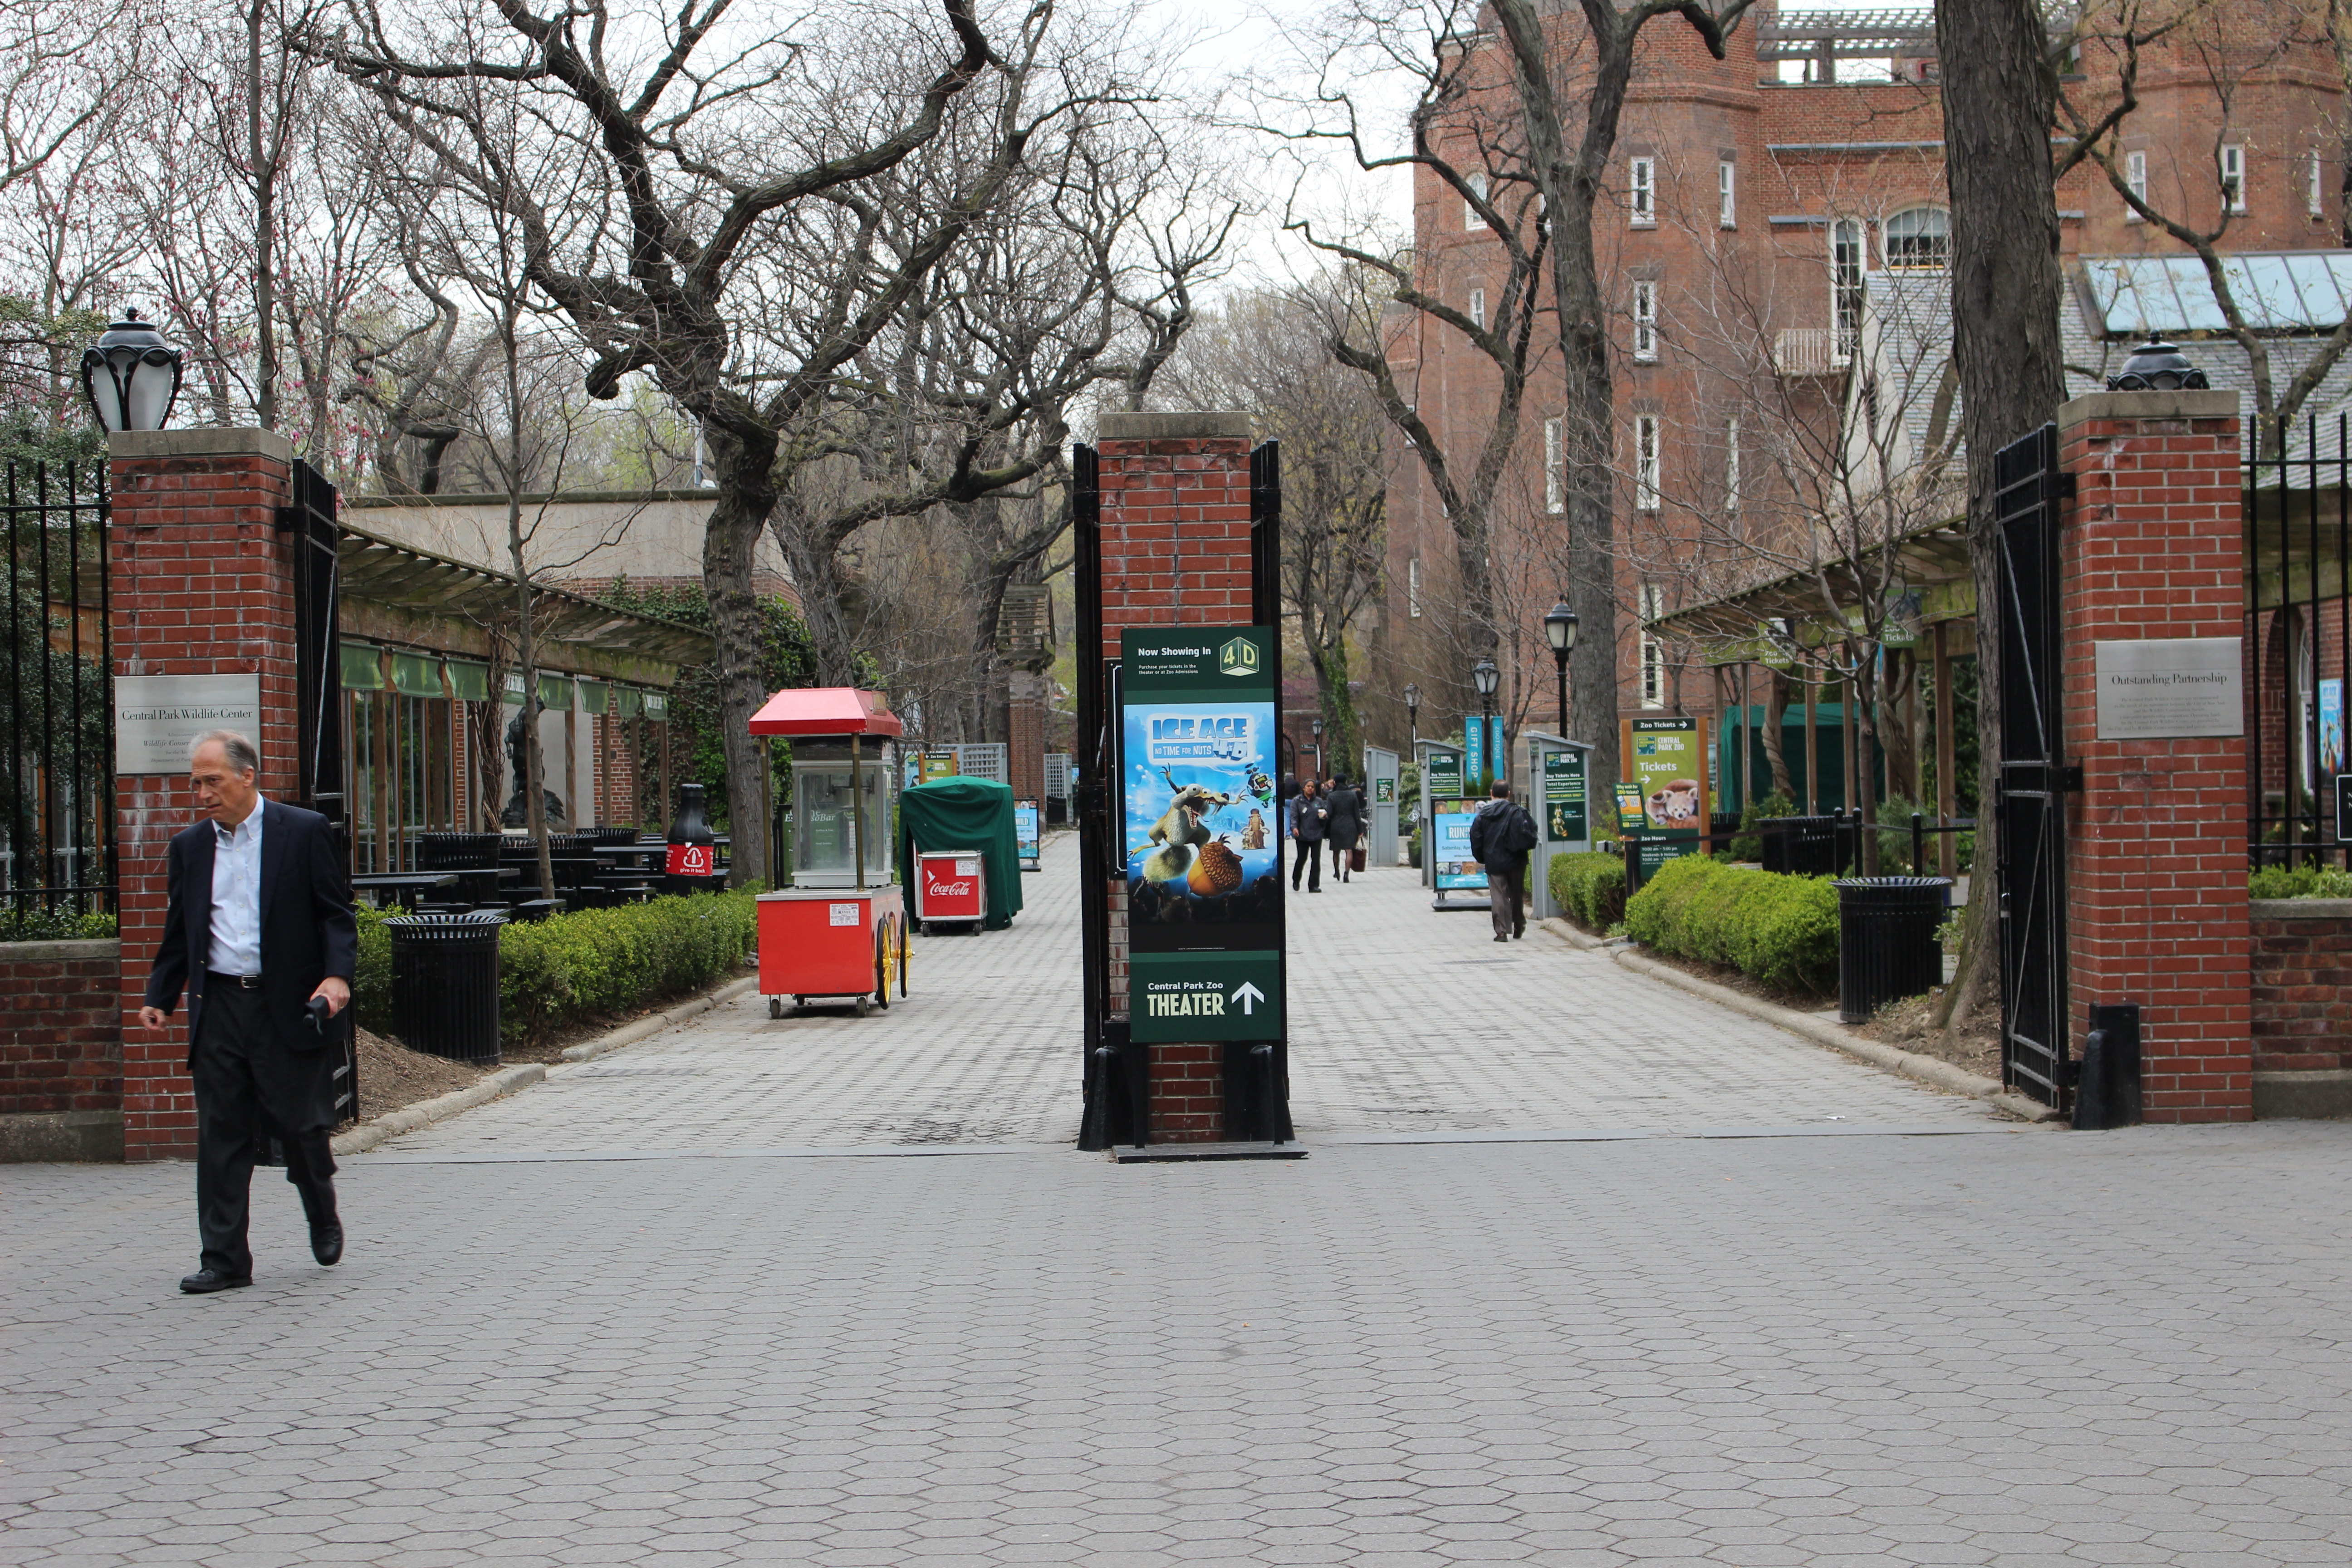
xmin=2081 ymin=252 xmax=2352 ymax=336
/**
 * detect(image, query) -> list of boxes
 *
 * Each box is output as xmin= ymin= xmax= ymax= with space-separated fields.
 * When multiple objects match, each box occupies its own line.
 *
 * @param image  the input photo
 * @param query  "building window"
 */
xmin=1634 ymin=415 xmax=1661 ymax=512
xmin=1725 ymin=416 xmax=1741 ymax=513
xmin=2220 ymin=144 xmax=2245 ymax=212
xmin=1883 ymin=206 xmax=1949 ymax=269
xmin=1831 ymin=218 xmax=1864 ymax=363
xmin=2311 ymin=150 xmax=2325 ymax=219
xmin=1544 ymin=417 xmax=1564 ymax=514
xmin=1408 ymin=557 xmax=1423 ymax=617
xmin=2124 ymin=149 xmax=2147 ymax=217
xmin=1629 ymin=157 xmax=1655 ymax=225
xmin=1639 ymin=583 xmax=1665 ymax=709
xmin=1718 ymin=160 xmax=1736 ymax=228
xmin=1464 ymin=170 xmax=1488 ymax=231
xmin=1469 ymin=287 xmax=1486 ymax=329
xmin=1632 ymin=279 xmax=1659 ymax=362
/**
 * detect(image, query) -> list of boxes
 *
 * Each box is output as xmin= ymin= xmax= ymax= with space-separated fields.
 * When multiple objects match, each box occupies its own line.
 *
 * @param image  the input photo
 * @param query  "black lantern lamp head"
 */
xmin=1471 ymin=657 xmax=1500 ymax=700
xmin=83 ymin=309 xmax=184 ymax=432
xmin=1402 ymin=682 xmax=1420 ymax=722
xmin=2107 ymin=334 xmax=2210 ymax=392
xmin=1544 ymin=600 xmax=1579 ymax=661
xmin=1310 ymin=716 xmax=1324 ymax=739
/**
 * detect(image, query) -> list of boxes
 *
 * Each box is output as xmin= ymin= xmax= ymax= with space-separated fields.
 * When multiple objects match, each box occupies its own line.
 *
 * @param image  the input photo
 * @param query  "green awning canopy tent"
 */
xmin=897 ymin=776 xmax=1023 ymax=931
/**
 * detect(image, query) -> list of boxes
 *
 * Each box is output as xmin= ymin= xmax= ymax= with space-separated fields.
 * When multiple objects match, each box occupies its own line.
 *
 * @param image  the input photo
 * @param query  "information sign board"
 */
xmin=919 ymin=751 xmax=960 ymax=784
xmin=1612 ymin=782 xmax=1649 ymax=835
xmin=1542 ymin=748 xmax=1588 ymax=843
xmin=1374 ymin=776 xmax=1395 ymax=804
xmin=1621 ymin=716 xmax=1709 ymax=835
xmin=1014 ymin=798 xmax=1041 ymax=869
xmin=1423 ymin=746 xmax=1463 ymax=801
xmin=1463 ymin=716 xmax=1485 ymax=791
xmin=1120 ymin=626 xmax=1284 ymax=1039
xmin=1431 ymin=798 xmax=1487 ymax=894
xmin=115 ymin=674 xmax=263 ymax=775
xmin=1129 ymin=951 xmax=1282 ymax=1044
xmin=2093 ymin=638 xmax=2243 ymax=739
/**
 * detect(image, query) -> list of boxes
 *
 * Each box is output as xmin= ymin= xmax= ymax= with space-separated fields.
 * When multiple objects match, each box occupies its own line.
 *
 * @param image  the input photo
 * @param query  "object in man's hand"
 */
xmin=306 ymin=995 xmax=334 ymax=1034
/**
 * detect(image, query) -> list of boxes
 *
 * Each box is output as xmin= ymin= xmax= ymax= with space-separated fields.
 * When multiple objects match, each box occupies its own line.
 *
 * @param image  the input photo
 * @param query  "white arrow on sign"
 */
xmin=1231 ymin=981 xmax=1266 ymax=1016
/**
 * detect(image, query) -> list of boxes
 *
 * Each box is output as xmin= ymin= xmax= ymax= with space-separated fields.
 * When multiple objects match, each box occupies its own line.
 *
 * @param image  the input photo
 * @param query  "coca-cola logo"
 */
xmin=929 ymin=879 xmax=974 ymax=896
xmin=666 ymin=843 xmax=713 ymax=876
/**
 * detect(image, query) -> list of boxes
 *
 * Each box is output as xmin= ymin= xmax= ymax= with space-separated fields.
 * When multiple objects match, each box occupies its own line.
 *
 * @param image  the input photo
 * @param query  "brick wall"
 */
xmin=110 ymin=429 xmax=300 ymax=1161
xmin=1096 ymin=410 xmax=1256 ymax=1142
xmin=2058 ymin=391 xmax=2253 ymax=1122
xmin=2250 ymin=899 xmax=2352 ymax=1073
xmin=0 ymin=939 xmax=123 ymax=1161
xmin=1008 ymin=672 xmax=1046 ymax=804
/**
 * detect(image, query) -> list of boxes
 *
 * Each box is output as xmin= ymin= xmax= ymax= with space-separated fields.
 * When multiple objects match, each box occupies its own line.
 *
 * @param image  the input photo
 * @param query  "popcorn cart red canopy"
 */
xmin=747 ymin=686 xmax=903 ymax=738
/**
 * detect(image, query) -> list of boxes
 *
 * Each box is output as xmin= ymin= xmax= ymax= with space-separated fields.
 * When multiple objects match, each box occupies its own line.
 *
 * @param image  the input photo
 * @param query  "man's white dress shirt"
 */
xmin=206 ymin=799 xmax=265 ymax=977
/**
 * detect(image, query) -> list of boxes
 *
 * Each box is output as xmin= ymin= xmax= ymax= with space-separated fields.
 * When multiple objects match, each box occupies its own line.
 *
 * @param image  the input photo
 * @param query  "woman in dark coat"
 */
xmin=1323 ymin=777 xmax=1362 ymax=883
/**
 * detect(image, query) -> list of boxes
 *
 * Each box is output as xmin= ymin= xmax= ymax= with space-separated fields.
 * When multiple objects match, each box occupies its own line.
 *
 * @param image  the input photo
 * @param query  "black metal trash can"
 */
xmin=1832 ymin=877 xmax=1953 ymax=1024
xmin=386 ymin=911 xmax=507 ymax=1063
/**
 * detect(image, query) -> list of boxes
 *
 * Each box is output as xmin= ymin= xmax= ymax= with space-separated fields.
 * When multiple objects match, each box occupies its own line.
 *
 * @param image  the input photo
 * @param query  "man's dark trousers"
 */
xmin=193 ymin=981 xmax=339 ymax=1279
xmin=1488 ymin=863 xmax=1527 ymax=940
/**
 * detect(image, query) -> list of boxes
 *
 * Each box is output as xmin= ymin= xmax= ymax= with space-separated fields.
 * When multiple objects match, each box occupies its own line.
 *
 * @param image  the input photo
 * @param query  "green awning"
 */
xmin=577 ymin=679 xmax=610 ymax=715
xmin=339 ymin=643 xmax=383 ymax=691
xmin=538 ymin=673 xmax=573 ymax=711
xmin=444 ymin=659 xmax=490 ymax=702
xmin=391 ymin=652 xmax=444 ymax=699
xmin=616 ymin=686 xmax=644 ymax=719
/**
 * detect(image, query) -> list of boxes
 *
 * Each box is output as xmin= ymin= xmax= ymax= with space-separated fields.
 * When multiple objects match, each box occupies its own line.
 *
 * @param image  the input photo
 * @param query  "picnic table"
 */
xmin=349 ymin=872 xmax=459 ymax=909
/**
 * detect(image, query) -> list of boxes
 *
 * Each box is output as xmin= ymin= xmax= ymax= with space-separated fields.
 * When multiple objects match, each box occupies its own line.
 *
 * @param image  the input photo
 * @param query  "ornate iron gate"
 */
xmin=274 ymin=458 xmax=355 ymax=1125
xmin=1993 ymin=424 xmax=2075 ymax=1109
xmin=1073 ymin=445 xmax=1138 ymax=1150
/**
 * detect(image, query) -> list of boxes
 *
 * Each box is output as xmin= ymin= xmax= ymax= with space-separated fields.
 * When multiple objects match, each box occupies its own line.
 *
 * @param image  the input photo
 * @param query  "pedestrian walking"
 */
xmin=1289 ymin=779 xmax=1327 ymax=892
xmin=140 ymin=730 xmax=358 ymax=1294
xmin=1468 ymin=779 xmax=1539 ymax=942
xmin=1323 ymin=776 xmax=1362 ymax=883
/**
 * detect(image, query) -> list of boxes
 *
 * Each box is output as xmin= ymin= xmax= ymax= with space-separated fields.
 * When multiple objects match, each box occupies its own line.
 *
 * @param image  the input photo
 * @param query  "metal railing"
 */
xmin=2246 ymin=412 xmax=2349 ymax=870
xmin=3 ymin=460 xmax=112 ymax=923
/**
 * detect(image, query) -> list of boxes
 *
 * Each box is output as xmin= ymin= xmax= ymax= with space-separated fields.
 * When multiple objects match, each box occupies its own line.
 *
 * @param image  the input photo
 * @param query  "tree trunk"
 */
xmin=1935 ymin=0 xmax=2068 ymax=1032
xmin=703 ymin=423 xmax=782 ymax=888
xmin=247 ymin=0 xmax=278 ymax=432
xmin=1761 ymin=671 xmax=1793 ymax=799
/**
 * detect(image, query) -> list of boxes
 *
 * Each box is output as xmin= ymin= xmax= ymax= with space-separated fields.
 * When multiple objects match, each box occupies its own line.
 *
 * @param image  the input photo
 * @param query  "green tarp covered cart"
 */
xmin=897 ymin=777 xmax=1024 ymax=933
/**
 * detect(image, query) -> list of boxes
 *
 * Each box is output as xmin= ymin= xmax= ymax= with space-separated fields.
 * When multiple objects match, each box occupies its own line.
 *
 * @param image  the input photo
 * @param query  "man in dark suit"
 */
xmin=141 ymin=730 xmax=358 ymax=1294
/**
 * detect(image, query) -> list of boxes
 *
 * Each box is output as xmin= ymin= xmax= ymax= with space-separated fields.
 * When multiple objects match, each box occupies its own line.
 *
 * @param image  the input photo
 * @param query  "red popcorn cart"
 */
xmin=748 ymin=687 xmax=909 ymax=1018
xmin=913 ymin=850 xmax=987 ymax=935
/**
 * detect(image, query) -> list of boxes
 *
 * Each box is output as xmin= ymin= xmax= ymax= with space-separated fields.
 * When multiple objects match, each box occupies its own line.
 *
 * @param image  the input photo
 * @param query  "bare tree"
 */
xmin=319 ymin=0 xmax=1133 ymax=887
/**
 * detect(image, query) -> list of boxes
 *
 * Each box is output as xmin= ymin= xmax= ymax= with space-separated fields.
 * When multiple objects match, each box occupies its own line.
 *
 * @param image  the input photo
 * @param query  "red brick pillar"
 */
xmin=1008 ymin=672 xmax=1046 ymax=804
xmin=112 ymin=430 xmax=301 ymax=1161
xmin=2058 ymin=389 xmax=2253 ymax=1122
xmin=1097 ymin=411 xmax=1255 ymax=1142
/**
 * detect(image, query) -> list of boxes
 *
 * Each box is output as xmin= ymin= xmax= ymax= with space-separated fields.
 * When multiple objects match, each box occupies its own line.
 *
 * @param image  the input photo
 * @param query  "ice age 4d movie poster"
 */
xmin=1124 ymin=704 xmax=1283 ymax=950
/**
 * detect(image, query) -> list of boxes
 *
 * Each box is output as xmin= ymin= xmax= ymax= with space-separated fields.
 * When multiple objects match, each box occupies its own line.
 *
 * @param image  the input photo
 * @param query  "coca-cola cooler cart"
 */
xmin=748 ymin=687 xmax=909 ymax=1018
xmin=897 ymin=775 xmax=1024 ymax=939
xmin=913 ymin=849 xmax=987 ymax=936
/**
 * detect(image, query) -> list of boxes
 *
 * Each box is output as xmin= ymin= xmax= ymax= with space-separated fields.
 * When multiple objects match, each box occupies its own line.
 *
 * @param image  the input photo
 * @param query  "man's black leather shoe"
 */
xmin=310 ymin=1222 xmax=343 ymax=1266
xmin=179 ymin=1269 xmax=252 ymax=1294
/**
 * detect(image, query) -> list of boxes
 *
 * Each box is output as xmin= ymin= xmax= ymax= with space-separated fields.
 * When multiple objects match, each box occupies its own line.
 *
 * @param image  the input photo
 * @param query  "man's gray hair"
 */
xmin=191 ymin=729 xmax=260 ymax=775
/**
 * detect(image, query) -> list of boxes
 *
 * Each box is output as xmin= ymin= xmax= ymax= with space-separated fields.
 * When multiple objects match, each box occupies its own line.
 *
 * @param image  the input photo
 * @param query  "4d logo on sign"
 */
xmin=1219 ymin=636 xmax=1260 ymax=678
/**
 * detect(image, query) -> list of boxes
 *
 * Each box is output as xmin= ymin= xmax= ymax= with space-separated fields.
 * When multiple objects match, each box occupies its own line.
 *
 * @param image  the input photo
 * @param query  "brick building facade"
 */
xmin=1378 ymin=3 xmax=2347 ymax=752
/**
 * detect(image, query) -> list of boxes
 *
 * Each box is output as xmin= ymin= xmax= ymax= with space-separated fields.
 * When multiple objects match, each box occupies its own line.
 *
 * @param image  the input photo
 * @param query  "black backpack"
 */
xmin=1501 ymin=804 xmax=1539 ymax=856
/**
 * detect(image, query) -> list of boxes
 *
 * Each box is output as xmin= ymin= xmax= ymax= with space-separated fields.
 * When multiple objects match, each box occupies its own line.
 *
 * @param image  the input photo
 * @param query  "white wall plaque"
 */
xmin=2094 ymin=638 xmax=2243 ymax=740
xmin=114 ymin=674 xmax=264 ymax=774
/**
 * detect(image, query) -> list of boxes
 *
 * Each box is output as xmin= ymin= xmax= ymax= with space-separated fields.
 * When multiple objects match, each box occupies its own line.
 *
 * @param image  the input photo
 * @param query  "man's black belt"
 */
xmin=206 ymin=970 xmax=265 ymax=990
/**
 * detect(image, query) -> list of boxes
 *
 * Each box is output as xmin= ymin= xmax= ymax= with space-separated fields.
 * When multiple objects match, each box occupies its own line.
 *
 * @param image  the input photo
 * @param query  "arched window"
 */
xmin=1884 ymin=206 xmax=1950 ymax=270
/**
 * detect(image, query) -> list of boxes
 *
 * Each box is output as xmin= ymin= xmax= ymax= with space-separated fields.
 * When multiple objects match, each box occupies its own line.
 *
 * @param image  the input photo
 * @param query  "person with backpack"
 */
xmin=1467 ymin=779 xmax=1539 ymax=942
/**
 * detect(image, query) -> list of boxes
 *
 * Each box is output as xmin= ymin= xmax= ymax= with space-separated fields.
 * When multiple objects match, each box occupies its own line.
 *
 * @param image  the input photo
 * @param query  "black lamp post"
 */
xmin=82 ymin=309 xmax=184 ymax=432
xmin=1403 ymin=681 xmax=1420 ymax=758
xmin=1543 ymin=600 xmax=1579 ymax=732
xmin=1310 ymin=715 xmax=1324 ymax=777
xmin=2107 ymin=335 xmax=2210 ymax=392
xmin=1471 ymin=656 xmax=1499 ymax=788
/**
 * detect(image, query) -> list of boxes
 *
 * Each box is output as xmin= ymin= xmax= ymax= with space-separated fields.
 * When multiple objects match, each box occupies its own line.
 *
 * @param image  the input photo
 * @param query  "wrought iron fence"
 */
xmin=2 ymin=459 xmax=112 ymax=924
xmin=2246 ymin=415 xmax=2350 ymax=870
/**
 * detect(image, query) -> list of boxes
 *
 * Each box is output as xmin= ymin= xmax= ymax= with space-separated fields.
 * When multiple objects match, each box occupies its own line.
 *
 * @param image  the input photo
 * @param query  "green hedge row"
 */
xmin=2249 ymin=864 xmax=2352 ymax=899
xmin=1623 ymin=854 xmax=1841 ymax=995
xmin=1547 ymin=851 xmax=1627 ymax=931
xmin=355 ymin=892 xmax=759 ymax=1047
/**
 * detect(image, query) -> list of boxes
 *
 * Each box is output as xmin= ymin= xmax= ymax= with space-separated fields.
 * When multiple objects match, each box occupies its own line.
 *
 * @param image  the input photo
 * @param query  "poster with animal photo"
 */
xmin=1122 ymin=701 xmax=1284 ymax=954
